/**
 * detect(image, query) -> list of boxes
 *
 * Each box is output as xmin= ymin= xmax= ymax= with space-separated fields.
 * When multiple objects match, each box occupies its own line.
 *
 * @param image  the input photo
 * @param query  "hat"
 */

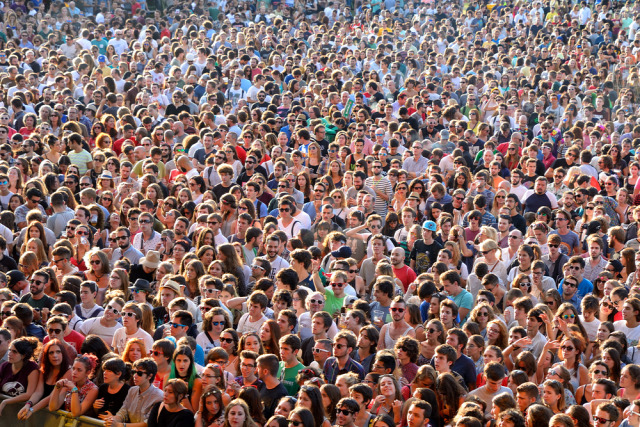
xmin=85 ymin=104 xmax=97 ymax=113
xmin=343 ymin=295 xmax=357 ymax=307
xmin=296 ymin=114 xmax=307 ymax=121
xmin=159 ymin=280 xmax=181 ymax=294
xmin=97 ymin=55 xmax=106 ymax=62
xmin=99 ymin=172 xmax=113 ymax=180
xmin=440 ymin=129 xmax=450 ymax=140
xmin=331 ymin=246 xmax=352 ymax=259
xmin=584 ymin=220 xmax=601 ymax=236
xmin=129 ymin=279 xmax=151 ymax=293
xmin=608 ymin=259 xmax=623 ymax=273
xmin=186 ymin=53 xmax=195 ymax=61
xmin=422 ymin=220 xmax=437 ymax=232
xmin=408 ymin=192 xmax=420 ymax=201
xmin=7 ymin=270 xmax=26 ymax=289
xmin=140 ymin=250 xmax=160 ymax=269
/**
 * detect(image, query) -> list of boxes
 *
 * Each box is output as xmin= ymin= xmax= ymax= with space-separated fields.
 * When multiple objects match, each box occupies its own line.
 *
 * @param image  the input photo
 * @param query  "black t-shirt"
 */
xmin=260 ymin=382 xmax=288 ymax=419
xmin=410 ymin=239 xmax=443 ymax=275
xmin=523 ymin=192 xmax=554 ymax=213
xmin=147 ymin=403 xmax=195 ymax=427
xmin=92 ymin=383 xmax=130 ymax=417
xmin=212 ymin=182 xmax=233 ymax=202
xmin=129 ymin=264 xmax=155 ymax=284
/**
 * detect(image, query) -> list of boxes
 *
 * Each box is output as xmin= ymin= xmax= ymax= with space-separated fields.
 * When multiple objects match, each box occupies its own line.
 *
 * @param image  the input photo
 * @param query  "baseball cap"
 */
xmin=98 ymin=55 xmax=106 ymax=62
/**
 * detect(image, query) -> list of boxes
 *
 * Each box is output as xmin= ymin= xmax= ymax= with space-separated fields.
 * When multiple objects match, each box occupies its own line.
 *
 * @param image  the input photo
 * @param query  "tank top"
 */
xmin=384 ymin=324 xmax=414 ymax=349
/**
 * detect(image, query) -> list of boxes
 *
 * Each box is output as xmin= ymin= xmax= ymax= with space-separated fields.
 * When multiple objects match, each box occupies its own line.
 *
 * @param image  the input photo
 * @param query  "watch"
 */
xmin=71 ymin=387 xmax=79 ymax=393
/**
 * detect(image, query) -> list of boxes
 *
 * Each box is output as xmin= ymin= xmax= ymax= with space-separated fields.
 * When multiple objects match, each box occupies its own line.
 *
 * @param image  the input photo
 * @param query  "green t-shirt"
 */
xmin=277 ymin=361 xmax=304 ymax=395
xmin=91 ymin=38 xmax=109 ymax=55
xmin=324 ymin=288 xmax=345 ymax=316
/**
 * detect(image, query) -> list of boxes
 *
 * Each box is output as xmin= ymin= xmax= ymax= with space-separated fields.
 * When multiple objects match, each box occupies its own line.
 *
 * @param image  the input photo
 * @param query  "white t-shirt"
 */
xmin=614 ymin=320 xmax=640 ymax=347
xmin=79 ymin=317 xmax=122 ymax=346
xmin=112 ymin=327 xmax=154 ymax=354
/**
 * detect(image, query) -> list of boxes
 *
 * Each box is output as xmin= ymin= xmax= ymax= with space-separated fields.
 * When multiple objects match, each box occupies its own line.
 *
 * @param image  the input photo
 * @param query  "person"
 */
xmin=468 ymin=362 xmax=512 ymax=415
xmin=323 ymin=330 xmax=365 ymax=384
xmin=276 ymin=334 xmax=305 ymax=395
xmin=379 ymin=296 xmax=416 ymax=349
xmin=111 ymin=302 xmax=154 ymax=355
xmin=146 ymin=379 xmax=195 ymax=427
xmin=48 ymin=353 xmax=99 ymax=417
xmin=92 ymin=358 xmax=131 ymax=417
xmin=0 ymin=336 xmax=40 ymax=413
xmin=257 ymin=354 xmax=288 ymax=419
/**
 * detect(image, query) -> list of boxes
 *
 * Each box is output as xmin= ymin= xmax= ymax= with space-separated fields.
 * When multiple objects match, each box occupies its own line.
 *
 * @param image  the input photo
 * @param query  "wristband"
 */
xmin=26 ymin=400 xmax=32 ymax=407
xmin=71 ymin=387 xmax=79 ymax=393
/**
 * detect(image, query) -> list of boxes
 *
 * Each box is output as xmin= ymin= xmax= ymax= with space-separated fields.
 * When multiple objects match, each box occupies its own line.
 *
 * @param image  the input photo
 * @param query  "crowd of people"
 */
xmin=1 ymin=0 xmax=640 ymax=426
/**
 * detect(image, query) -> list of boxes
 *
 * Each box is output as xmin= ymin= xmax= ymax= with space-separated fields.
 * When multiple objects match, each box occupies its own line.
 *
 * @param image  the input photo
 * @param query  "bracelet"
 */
xmin=26 ymin=400 xmax=33 ymax=407
xmin=71 ymin=387 xmax=79 ymax=394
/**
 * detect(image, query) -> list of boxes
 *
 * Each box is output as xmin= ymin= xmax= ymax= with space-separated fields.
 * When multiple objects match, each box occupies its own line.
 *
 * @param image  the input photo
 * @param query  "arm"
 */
xmin=0 ymin=368 xmax=39 ymax=412
xmin=70 ymin=384 xmax=98 ymax=417
xmin=226 ymin=297 xmax=248 ymax=311
xmin=49 ymin=380 xmax=70 ymax=412
xmin=312 ymin=259 xmax=327 ymax=295
xmin=190 ymin=378 xmax=203 ymax=412
xmin=345 ymin=223 xmax=369 ymax=240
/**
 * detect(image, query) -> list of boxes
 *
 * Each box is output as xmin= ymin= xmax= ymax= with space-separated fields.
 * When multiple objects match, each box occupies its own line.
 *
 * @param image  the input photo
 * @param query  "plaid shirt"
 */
xmin=323 ymin=356 xmax=365 ymax=384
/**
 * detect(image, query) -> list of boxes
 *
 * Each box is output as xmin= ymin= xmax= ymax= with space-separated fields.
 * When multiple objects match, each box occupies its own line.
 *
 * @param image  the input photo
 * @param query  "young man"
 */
xmin=323 ymin=330 xmax=365 ymax=384
xmin=79 ymin=296 xmax=124 ymax=348
xmin=440 ymin=271 xmax=473 ymax=325
xmin=19 ymin=269 xmax=55 ymax=319
xmin=277 ymin=334 xmax=305 ymax=395
xmin=349 ymin=384 xmax=374 ymax=427
xmin=43 ymin=315 xmax=81 ymax=359
xmin=236 ymin=350 xmax=263 ymax=389
xmin=110 ymin=226 xmax=143 ymax=266
xmin=111 ymin=302 xmax=154 ymax=355
xmin=150 ymin=338 xmax=175 ymax=390
xmin=334 ymin=398 xmax=361 ymax=427
xmin=410 ymin=220 xmax=443 ymax=275
xmin=516 ymin=382 xmax=539 ymax=413
xmin=132 ymin=212 xmax=162 ymax=255
xmin=313 ymin=270 xmax=348 ymax=316
xmin=168 ymin=310 xmax=205 ymax=365
xmin=406 ymin=400 xmax=432 ymax=427
xmin=468 ymin=362 xmax=512 ymax=415
xmin=390 ymin=247 xmax=416 ymax=291
xmin=75 ymin=280 xmax=104 ymax=320
xmin=379 ymin=296 xmax=416 ymax=349
xmin=257 ymin=354 xmax=288 ymax=419
xmin=237 ymin=291 xmax=269 ymax=334
xmin=369 ymin=278 xmax=395 ymax=327
xmin=301 ymin=311 xmax=331 ymax=366
xmin=558 ymin=256 xmax=593 ymax=300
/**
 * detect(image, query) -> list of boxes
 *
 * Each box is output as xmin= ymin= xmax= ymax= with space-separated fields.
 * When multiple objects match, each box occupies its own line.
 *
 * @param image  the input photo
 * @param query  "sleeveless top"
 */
xmin=383 ymin=324 xmax=414 ymax=349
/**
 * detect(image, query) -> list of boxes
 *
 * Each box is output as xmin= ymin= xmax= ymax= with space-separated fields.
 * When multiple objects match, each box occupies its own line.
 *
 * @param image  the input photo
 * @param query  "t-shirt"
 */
xmin=68 ymin=149 xmax=93 ymax=175
xmin=92 ymin=383 xmax=130 ymax=417
xmin=549 ymin=230 xmax=580 ymax=255
xmin=410 ymin=239 xmax=443 ymax=274
xmin=468 ymin=385 xmax=513 ymax=415
xmin=324 ymin=288 xmax=346 ymax=316
xmin=452 ymin=289 xmax=474 ymax=326
xmin=0 ymin=360 xmax=37 ymax=396
xmin=79 ymin=317 xmax=122 ymax=345
xmin=43 ymin=329 xmax=85 ymax=352
xmin=237 ymin=313 xmax=268 ymax=334
xmin=277 ymin=361 xmax=305 ymax=395
xmin=614 ymin=320 xmax=640 ymax=347
xmin=260 ymin=382 xmax=288 ymax=419
xmin=19 ymin=293 xmax=55 ymax=311
xmin=112 ymin=327 xmax=154 ymax=355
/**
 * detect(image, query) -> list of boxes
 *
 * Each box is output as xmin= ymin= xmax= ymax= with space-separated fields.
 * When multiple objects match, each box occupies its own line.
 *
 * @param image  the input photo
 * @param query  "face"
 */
xmin=227 ymin=405 xmax=247 ymax=427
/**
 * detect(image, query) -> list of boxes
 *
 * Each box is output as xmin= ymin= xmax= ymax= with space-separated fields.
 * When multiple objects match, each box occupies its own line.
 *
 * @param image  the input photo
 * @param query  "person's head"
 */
xmin=516 ymin=382 xmax=539 ymax=413
xmin=484 ymin=361 xmax=507 ymax=393
xmin=594 ymin=402 xmax=620 ymax=427
xmin=407 ymin=400 xmax=432 ymax=427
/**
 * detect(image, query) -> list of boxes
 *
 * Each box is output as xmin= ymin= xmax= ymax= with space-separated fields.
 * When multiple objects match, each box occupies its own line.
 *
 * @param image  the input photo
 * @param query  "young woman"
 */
xmin=435 ymin=372 xmax=466 ymax=426
xmin=202 ymin=363 xmax=230 ymax=406
xmin=541 ymin=379 xmax=566 ymax=414
xmin=15 ymin=339 xmax=71 ymax=419
xmin=296 ymin=384 xmax=332 ymax=427
xmin=92 ymin=358 xmax=130 ymax=417
xmin=147 ymin=379 xmax=195 ymax=427
xmin=575 ymin=361 xmax=609 ymax=404
xmin=0 ymin=336 xmax=40 ymax=414
xmin=224 ymin=399 xmax=256 ymax=427
xmin=169 ymin=345 xmax=203 ymax=412
xmin=465 ymin=335 xmax=486 ymax=376
xmin=420 ymin=320 xmax=445 ymax=362
xmin=618 ymin=364 xmax=640 ymax=400
xmin=259 ymin=319 xmax=282 ymax=357
xmin=196 ymin=386 xmax=225 ymax=427
xmin=49 ymin=354 xmax=99 ymax=417
xmin=370 ymin=374 xmax=403 ymax=423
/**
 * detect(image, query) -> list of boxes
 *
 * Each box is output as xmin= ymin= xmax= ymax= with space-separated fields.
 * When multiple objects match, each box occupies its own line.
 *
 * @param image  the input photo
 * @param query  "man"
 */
xmin=593 ymin=403 xmax=620 ymax=427
xmin=441 ymin=271 xmax=473 ymax=325
xmin=390 ymin=247 xmax=416 ymax=291
xmin=466 ymin=173 xmax=495 ymax=209
xmin=345 ymin=171 xmax=376 ymax=208
xmin=132 ymin=212 xmax=162 ymax=255
xmin=311 ymin=339 xmax=333 ymax=371
xmin=257 ymin=354 xmax=288 ymax=419
xmin=522 ymin=177 xmax=559 ymax=213
xmin=67 ymin=132 xmax=93 ymax=175
xmin=469 ymin=362 xmax=512 ymax=415
xmin=277 ymin=334 xmax=305 ymax=395
xmin=369 ymin=279 xmax=395 ymax=327
xmin=236 ymin=350 xmax=263 ymax=389
xmin=520 ymin=307 xmax=548 ymax=358
xmin=323 ymin=330 xmax=365 ymax=384
xmin=264 ymin=234 xmax=289 ymax=280
xmin=79 ymin=296 xmax=123 ymax=345
xmin=410 ymin=221 xmax=443 ymax=275
xmin=314 ymin=270 xmax=348 ymax=316
xmin=46 ymin=192 xmax=75 ymax=238
xmin=110 ymin=226 xmax=143 ymax=266
xmin=403 ymin=142 xmax=429 ymax=179
xmin=237 ymin=291 xmax=269 ymax=334
xmin=558 ymin=256 xmax=593 ymax=300
xmin=379 ymin=296 xmax=416 ymax=349
xmin=301 ymin=310 xmax=331 ymax=365
xmin=242 ymin=227 xmax=263 ymax=266
xmin=75 ymin=280 xmax=103 ymax=320
xmin=583 ymin=236 xmax=608 ymax=283
xmin=277 ymin=309 xmax=297 ymax=336
xmin=334 ymin=398 xmax=361 ymax=427
xmin=289 ymin=249 xmax=314 ymax=290
xmin=548 ymin=209 xmax=580 ymax=255
xmin=365 ymin=160 xmax=393 ymax=219
xmin=505 ymin=194 xmax=527 ymax=235
xmin=229 ymin=213 xmax=251 ymax=245
xmin=169 ymin=310 xmax=205 ymax=364
xmin=516 ymin=382 xmax=539 ymax=413
xmin=19 ymin=269 xmax=55 ymax=318
xmin=15 ymin=187 xmax=46 ymax=228
xmin=349 ymin=385 xmax=374 ymax=427
xmin=434 ymin=329 xmax=477 ymax=390
xmin=407 ymin=400 xmax=432 ymax=427
xmin=103 ymin=358 xmax=163 ymax=426
xmin=509 ymin=169 xmax=528 ymax=200
xmin=560 ymin=274 xmax=583 ymax=310
xmin=42 ymin=315 xmax=80 ymax=359
xmin=620 ymin=399 xmax=640 ymax=427
xmin=111 ymin=302 xmax=154 ymax=355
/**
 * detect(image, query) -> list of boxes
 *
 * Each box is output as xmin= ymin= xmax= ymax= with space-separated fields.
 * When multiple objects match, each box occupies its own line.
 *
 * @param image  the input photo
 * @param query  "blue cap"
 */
xmin=422 ymin=220 xmax=437 ymax=232
xmin=98 ymin=55 xmax=106 ymax=62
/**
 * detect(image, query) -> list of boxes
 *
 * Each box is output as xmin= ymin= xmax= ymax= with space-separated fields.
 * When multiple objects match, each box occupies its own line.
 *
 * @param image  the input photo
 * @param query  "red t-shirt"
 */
xmin=393 ymin=264 xmax=417 ymax=292
xmin=43 ymin=329 xmax=85 ymax=352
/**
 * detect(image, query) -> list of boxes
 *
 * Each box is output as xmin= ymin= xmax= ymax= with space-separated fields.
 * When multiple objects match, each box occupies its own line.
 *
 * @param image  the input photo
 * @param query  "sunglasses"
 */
xmin=336 ymin=409 xmax=354 ymax=416
xmin=48 ymin=328 xmax=62 ymax=334
xmin=220 ymin=337 xmax=235 ymax=343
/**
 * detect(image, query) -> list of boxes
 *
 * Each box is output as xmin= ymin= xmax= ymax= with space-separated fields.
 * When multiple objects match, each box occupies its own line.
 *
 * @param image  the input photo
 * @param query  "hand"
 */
xmin=373 ymin=395 xmax=386 ymax=406
xmin=545 ymin=339 xmax=561 ymax=350
xmin=311 ymin=259 xmax=320 ymax=274
xmin=393 ymin=399 xmax=403 ymax=413
xmin=540 ymin=313 xmax=549 ymax=324
xmin=93 ymin=397 xmax=105 ymax=410
xmin=373 ymin=317 xmax=384 ymax=328
xmin=513 ymin=337 xmax=532 ymax=349
xmin=407 ymin=282 xmax=417 ymax=294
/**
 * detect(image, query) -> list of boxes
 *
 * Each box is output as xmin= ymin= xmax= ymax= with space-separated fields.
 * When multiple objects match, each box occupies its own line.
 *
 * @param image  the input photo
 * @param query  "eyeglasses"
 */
xmin=309 ymin=299 xmax=324 ymax=304
xmin=593 ymin=369 xmax=607 ymax=375
xmin=330 ymin=282 xmax=345 ymax=288
xmin=333 ymin=343 xmax=346 ymax=349
xmin=593 ymin=417 xmax=611 ymax=424
xmin=106 ymin=305 xmax=119 ymax=315
xmin=220 ymin=337 xmax=235 ymax=343
xmin=391 ymin=307 xmax=405 ymax=313
xmin=170 ymin=322 xmax=187 ymax=328
xmin=122 ymin=312 xmax=136 ymax=318
xmin=133 ymin=370 xmax=148 ymax=377
xmin=562 ymin=314 xmax=576 ymax=320
xmin=139 ymin=219 xmax=152 ymax=224
xmin=561 ymin=345 xmax=575 ymax=351
xmin=565 ymin=282 xmax=578 ymax=288
xmin=289 ymin=421 xmax=303 ymax=427
xmin=48 ymin=328 xmax=62 ymax=334
xmin=336 ymin=409 xmax=354 ymax=416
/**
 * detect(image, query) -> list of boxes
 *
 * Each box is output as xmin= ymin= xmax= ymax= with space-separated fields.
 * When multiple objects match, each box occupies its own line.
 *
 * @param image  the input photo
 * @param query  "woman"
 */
xmin=16 ymin=339 xmax=72 ymax=419
xmin=507 ymin=244 xmax=535 ymax=283
xmin=486 ymin=320 xmax=508 ymax=349
xmin=474 ymin=239 xmax=508 ymax=284
xmin=545 ymin=364 xmax=577 ymax=405
xmin=465 ymin=335 xmax=485 ymax=376
xmin=217 ymin=244 xmax=247 ymax=297
xmin=434 ymin=372 xmax=466 ymax=426
xmin=202 ymin=363 xmax=230 ymax=406
xmin=370 ymin=374 xmax=403 ymax=420
xmin=0 ymin=337 xmax=40 ymax=414
xmin=107 ymin=268 xmax=131 ymax=302
xmin=49 ymin=354 xmax=99 ymax=417
xmin=197 ymin=308 xmax=230 ymax=355
xmin=550 ymin=335 xmax=589 ymax=391
xmin=122 ymin=338 xmax=147 ymax=364
xmin=259 ymin=319 xmax=282 ymax=357
xmin=225 ymin=399 xmax=256 ymax=427
xmin=147 ymin=379 xmax=195 ymax=427
xmin=84 ymin=249 xmax=111 ymax=304
xmin=468 ymin=303 xmax=496 ymax=339
xmin=391 ymin=182 xmax=409 ymax=213
xmin=288 ymin=407 xmax=315 ymax=427
xmin=196 ymin=386 xmax=225 ymax=427
xmin=92 ymin=358 xmax=130 ymax=417
xmin=184 ymin=260 xmax=205 ymax=299
xmin=169 ymin=345 xmax=203 ymax=411
xmin=541 ymin=379 xmax=565 ymax=414
xmin=320 ymin=384 xmax=341 ymax=424
xmin=297 ymin=384 xmax=331 ymax=427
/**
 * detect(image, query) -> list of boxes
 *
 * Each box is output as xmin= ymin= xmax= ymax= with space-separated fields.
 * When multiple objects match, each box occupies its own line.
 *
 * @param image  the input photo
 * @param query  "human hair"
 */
xmin=499 ymin=409 xmax=525 ymax=427
xmin=298 ymin=385 xmax=328 ymax=427
xmin=493 ymin=392 xmax=517 ymax=413
xmin=170 ymin=345 xmax=198 ymax=390
xmin=596 ymin=402 xmax=620 ymax=423
xmin=201 ymin=385 xmax=225 ymax=422
xmin=321 ymin=384 xmax=342 ymax=423
xmin=103 ymin=357 xmax=132 ymax=382
xmin=435 ymin=372 xmax=466 ymax=418
xmin=542 ymin=379 xmax=566 ymax=411
xmin=238 ymin=384 xmax=266 ymax=425
xmin=257 ymin=353 xmax=279 ymax=377
xmin=41 ymin=339 xmax=71 ymax=381
xmin=517 ymin=382 xmax=540 ymax=400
